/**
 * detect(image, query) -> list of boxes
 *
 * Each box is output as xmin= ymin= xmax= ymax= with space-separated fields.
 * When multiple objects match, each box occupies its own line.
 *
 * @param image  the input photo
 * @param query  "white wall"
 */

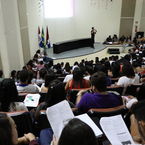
xmin=44 ymin=0 xmax=122 ymax=44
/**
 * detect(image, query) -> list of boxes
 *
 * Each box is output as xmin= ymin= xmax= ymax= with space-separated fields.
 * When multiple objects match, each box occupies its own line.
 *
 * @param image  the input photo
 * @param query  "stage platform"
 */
xmin=44 ymin=42 xmax=130 ymax=65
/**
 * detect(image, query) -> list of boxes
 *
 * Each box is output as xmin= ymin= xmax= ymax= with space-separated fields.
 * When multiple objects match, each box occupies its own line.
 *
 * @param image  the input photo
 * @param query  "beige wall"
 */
xmin=44 ymin=0 xmax=122 ymax=44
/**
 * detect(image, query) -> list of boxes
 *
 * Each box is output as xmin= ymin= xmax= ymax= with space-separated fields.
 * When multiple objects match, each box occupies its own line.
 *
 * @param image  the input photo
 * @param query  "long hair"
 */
xmin=0 ymin=113 xmax=14 ymax=145
xmin=59 ymin=118 xmax=98 ymax=145
xmin=72 ymin=68 xmax=84 ymax=88
xmin=45 ymin=79 xmax=66 ymax=107
xmin=0 ymin=79 xmax=18 ymax=111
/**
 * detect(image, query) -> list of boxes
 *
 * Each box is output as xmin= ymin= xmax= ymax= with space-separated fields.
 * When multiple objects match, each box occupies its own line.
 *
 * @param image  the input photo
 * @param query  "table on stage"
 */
xmin=53 ymin=38 xmax=92 ymax=54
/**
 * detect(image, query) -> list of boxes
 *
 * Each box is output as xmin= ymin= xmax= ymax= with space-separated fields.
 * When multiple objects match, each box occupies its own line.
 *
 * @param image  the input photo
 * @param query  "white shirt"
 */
xmin=63 ymin=74 xmax=73 ymax=82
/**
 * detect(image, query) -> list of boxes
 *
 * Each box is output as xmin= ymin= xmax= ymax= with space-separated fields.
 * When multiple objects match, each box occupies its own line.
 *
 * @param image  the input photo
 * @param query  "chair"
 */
xmin=87 ymin=105 xmax=127 ymax=119
xmin=68 ymin=88 xmax=91 ymax=105
xmin=58 ymin=77 xmax=65 ymax=82
xmin=107 ymin=85 xmax=123 ymax=95
xmin=39 ymin=92 xmax=47 ymax=104
xmin=123 ymin=83 xmax=143 ymax=97
xmin=18 ymin=93 xmax=28 ymax=102
xmin=0 ymin=111 xmax=33 ymax=137
xmin=110 ymin=77 xmax=120 ymax=85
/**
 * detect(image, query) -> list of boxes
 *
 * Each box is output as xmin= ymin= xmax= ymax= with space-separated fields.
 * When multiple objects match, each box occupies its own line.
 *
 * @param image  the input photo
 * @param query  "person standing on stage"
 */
xmin=91 ymin=27 xmax=97 ymax=49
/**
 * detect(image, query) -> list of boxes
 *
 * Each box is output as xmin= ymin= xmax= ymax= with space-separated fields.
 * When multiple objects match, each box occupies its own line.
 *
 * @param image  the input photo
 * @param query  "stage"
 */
xmin=44 ymin=42 xmax=129 ymax=65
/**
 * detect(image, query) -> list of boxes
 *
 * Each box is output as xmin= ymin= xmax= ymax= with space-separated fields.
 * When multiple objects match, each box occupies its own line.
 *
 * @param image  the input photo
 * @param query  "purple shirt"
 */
xmin=77 ymin=92 xmax=122 ymax=113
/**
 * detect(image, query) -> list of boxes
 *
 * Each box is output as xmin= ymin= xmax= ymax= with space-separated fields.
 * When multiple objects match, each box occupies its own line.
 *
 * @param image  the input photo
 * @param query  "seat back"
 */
xmin=110 ymin=77 xmax=120 ymax=85
xmin=39 ymin=92 xmax=47 ymax=104
xmin=107 ymin=85 xmax=123 ymax=95
xmin=18 ymin=93 xmax=28 ymax=102
xmin=68 ymin=88 xmax=91 ymax=105
xmin=58 ymin=77 xmax=65 ymax=82
xmin=0 ymin=111 xmax=33 ymax=137
xmin=87 ymin=105 xmax=127 ymax=119
xmin=123 ymin=83 xmax=143 ymax=97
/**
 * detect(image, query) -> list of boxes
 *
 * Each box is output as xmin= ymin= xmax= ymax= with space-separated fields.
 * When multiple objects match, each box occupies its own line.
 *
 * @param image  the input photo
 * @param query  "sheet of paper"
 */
xmin=46 ymin=100 xmax=74 ymax=139
xmin=75 ymin=114 xmax=103 ymax=137
xmin=23 ymin=94 xmax=40 ymax=107
xmin=100 ymin=115 xmax=135 ymax=145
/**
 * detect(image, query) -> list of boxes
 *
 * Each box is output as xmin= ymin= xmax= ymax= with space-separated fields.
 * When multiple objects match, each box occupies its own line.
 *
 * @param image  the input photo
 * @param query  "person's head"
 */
xmin=61 ymin=62 xmax=64 ymax=67
xmin=85 ymin=65 xmax=94 ymax=75
xmin=122 ymin=63 xmax=135 ymax=78
xmin=0 ymin=70 xmax=3 ymax=78
xmin=111 ymin=62 xmax=120 ymax=78
xmin=46 ymin=79 xmax=66 ymax=107
xmin=94 ymin=64 xmax=108 ymax=76
xmin=56 ymin=68 xmax=62 ymax=74
xmin=109 ymin=35 xmax=111 ymax=38
xmin=27 ymin=71 xmax=34 ymax=84
xmin=0 ymin=113 xmax=18 ymax=145
xmin=0 ymin=79 xmax=18 ymax=111
xmin=131 ymin=100 xmax=145 ymax=140
xmin=11 ymin=70 xmax=16 ymax=79
xmin=90 ymin=72 xmax=107 ymax=93
xmin=19 ymin=69 xmax=29 ymax=83
xmin=40 ymin=61 xmax=43 ymax=65
xmin=39 ymin=68 xmax=47 ymax=79
xmin=74 ymin=61 xmax=78 ymax=66
xmin=36 ymin=50 xmax=40 ymax=54
xmin=45 ymin=73 xmax=56 ymax=87
xmin=59 ymin=118 xmax=98 ymax=145
xmin=92 ymin=27 xmax=94 ymax=30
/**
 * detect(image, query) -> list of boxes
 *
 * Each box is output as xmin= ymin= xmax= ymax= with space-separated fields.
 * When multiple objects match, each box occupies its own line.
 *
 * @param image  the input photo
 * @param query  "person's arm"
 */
xmin=76 ymin=90 xmax=88 ymax=107
xmin=24 ymin=133 xmax=39 ymax=145
xmin=65 ymin=79 xmax=72 ymax=92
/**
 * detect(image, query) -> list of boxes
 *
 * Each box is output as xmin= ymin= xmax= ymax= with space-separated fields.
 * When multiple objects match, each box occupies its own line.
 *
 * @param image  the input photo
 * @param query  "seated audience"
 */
xmin=0 ymin=113 xmax=39 ymax=145
xmin=17 ymin=69 xmax=39 ymax=93
xmin=112 ymin=34 xmax=118 ymax=44
xmin=106 ymin=35 xmax=113 ymax=45
xmin=36 ymin=68 xmax=47 ymax=86
xmin=10 ymin=70 xmax=17 ymax=82
xmin=37 ymin=61 xmax=44 ymax=71
xmin=0 ymin=70 xmax=3 ymax=82
xmin=111 ymin=62 xmax=121 ymax=78
xmin=119 ymin=35 xmax=126 ymax=43
xmin=117 ymin=63 xmax=140 ymax=93
xmin=35 ymin=79 xmax=75 ymax=120
xmin=0 ymin=78 xmax=28 ymax=112
xmin=41 ymin=73 xmax=56 ymax=92
xmin=84 ymin=65 xmax=94 ymax=80
xmin=65 ymin=67 xmax=90 ymax=92
xmin=51 ymin=118 xmax=98 ymax=145
xmin=76 ymin=72 xmax=123 ymax=113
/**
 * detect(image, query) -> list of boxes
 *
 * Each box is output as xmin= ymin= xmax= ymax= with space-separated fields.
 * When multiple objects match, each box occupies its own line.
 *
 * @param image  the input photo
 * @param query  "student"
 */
xmin=17 ymin=69 xmax=39 ymax=93
xmin=76 ymin=72 xmax=122 ymax=113
xmin=0 ymin=113 xmax=39 ymax=145
xmin=0 ymin=78 xmax=28 ymax=112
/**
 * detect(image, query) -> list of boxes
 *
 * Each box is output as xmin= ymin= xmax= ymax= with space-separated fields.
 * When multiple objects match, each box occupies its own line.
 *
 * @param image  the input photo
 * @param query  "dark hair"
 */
xmin=11 ymin=70 xmax=16 ymax=81
xmin=122 ymin=63 xmax=135 ymax=78
xmin=19 ymin=69 xmax=29 ymax=83
xmin=59 ymin=118 xmax=98 ymax=145
xmin=45 ymin=79 xmax=66 ymax=107
xmin=94 ymin=64 xmax=108 ymax=76
xmin=74 ymin=61 xmax=78 ymax=66
xmin=45 ymin=73 xmax=56 ymax=87
xmin=111 ymin=62 xmax=120 ymax=78
xmin=85 ymin=65 xmax=94 ymax=75
xmin=137 ymin=82 xmax=145 ymax=101
xmin=0 ymin=70 xmax=3 ymax=78
xmin=27 ymin=71 xmax=33 ymax=84
xmin=0 ymin=113 xmax=14 ymax=145
xmin=39 ymin=68 xmax=47 ymax=78
xmin=36 ymin=50 xmax=40 ymax=54
xmin=40 ymin=61 xmax=43 ymax=65
xmin=90 ymin=72 xmax=107 ymax=92
xmin=56 ymin=68 xmax=62 ymax=74
xmin=72 ymin=68 xmax=84 ymax=88
xmin=0 ymin=79 xmax=18 ymax=111
xmin=131 ymin=100 xmax=145 ymax=121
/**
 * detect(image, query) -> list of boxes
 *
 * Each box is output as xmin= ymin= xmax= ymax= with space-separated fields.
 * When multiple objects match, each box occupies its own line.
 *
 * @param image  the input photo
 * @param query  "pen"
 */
xmin=28 ymin=97 xmax=34 ymax=101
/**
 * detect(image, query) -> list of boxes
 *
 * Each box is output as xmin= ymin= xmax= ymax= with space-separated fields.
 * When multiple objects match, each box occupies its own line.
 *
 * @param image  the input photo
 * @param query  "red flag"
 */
xmin=46 ymin=26 xmax=51 ymax=48
xmin=38 ymin=26 xmax=41 ymax=44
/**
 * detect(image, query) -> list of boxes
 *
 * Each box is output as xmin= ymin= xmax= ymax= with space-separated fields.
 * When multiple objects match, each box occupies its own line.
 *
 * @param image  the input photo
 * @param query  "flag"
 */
xmin=39 ymin=27 xmax=46 ymax=50
xmin=38 ymin=26 xmax=41 ymax=46
xmin=46 ymin=26 xmax=51 ymax=48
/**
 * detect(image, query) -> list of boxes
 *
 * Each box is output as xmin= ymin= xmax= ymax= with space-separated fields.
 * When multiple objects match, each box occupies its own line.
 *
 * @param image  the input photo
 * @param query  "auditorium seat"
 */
xmin=107 ymin=85 xmax=123 ymax=95
xmin=123 ymin=83 xmax=143 ymax=97
xmin=0 ymin=111 xmax=33 ymax=137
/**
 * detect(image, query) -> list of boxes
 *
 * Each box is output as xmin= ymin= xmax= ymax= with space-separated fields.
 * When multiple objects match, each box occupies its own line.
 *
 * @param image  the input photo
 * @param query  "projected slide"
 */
xmin=44 ymin=0 xmax=73 ymax=18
